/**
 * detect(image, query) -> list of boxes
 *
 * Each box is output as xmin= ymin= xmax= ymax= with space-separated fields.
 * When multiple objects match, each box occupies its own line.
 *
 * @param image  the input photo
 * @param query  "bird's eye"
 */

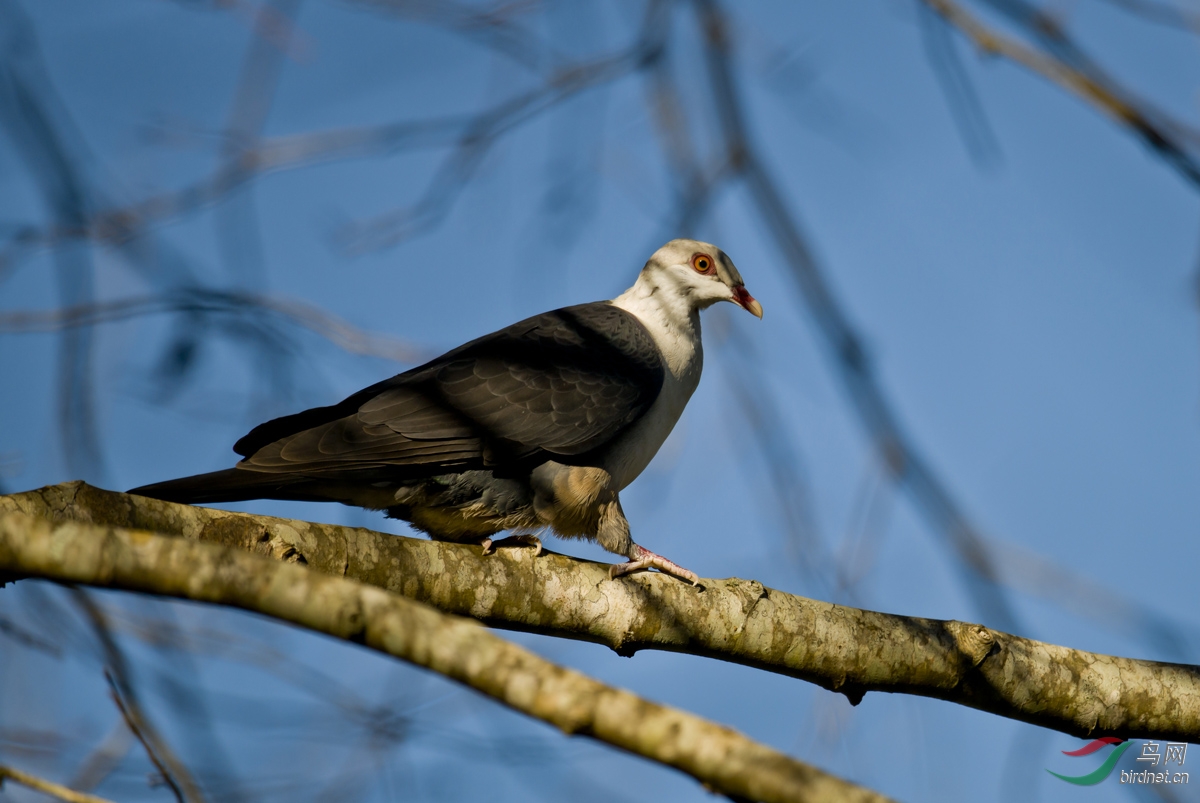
xmin=692 ymin=254 xmax=714 ymax=274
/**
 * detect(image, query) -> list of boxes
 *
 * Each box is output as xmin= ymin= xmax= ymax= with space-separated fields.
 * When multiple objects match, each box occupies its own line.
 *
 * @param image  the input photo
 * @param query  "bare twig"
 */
xmin=917 ymin=2 xmax=1003 ymax=166
xmin=0 ymin=764 xmax=118 ymax=803
xmin=0 ymin=614 xmax=62 ymax=657
xmin=349 ymin=0 xmax=546 ymax=70
xmin=0 ymin=4 xmax=662 ymax=267
xmin=922 ymin=0 xmax=1200 ymax=187
xmin=721 ymin=337 xmax=838 ymax=592
xmin=0 ymin=290 xmax=430 ymax=364
xmin=694 ymin=0 xmax=1023 ymax=631
xmin=831 ymin=460 xmax=895 ymax=601
xmin=693 ymin=0 xmax=1197 ymax=666
xmin=977 ymin=535 xmax=1198 ymax=660
xmin=0 ymin=0 xmax=106 ymax=483
xmin=105 ymin=670 xmax=187 ymax=803
xmin=0 ymin=116 xmax=467 ymax=272
xmin=1095 ymin=0 xmax=1200 ymax=31
xmin=213 ymin=0 xmax=304 ymax=288
xmin=642 ymin=46 xmax=834 ymax=589
xmin=70 ymin=589 xmax=207 ymax=803
xmin=68 ymin=720 xmax=133 ymax=795
xmin=342 ymin=6 xmax=665 ymax=253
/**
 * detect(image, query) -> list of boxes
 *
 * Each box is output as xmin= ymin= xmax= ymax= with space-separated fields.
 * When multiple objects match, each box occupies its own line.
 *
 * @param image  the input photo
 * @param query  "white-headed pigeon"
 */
xmin=130 ymin=239 xmax=762 ymax=584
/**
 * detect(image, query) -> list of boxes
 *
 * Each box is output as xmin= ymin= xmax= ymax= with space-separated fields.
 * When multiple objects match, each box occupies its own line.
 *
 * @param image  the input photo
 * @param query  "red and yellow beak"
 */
xmin=732 ymin=285 xmax=763 ymax=319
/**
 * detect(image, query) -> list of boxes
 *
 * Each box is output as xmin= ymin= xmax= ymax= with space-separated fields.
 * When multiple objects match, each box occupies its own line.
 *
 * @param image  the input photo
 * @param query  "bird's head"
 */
xmin=642 ymin=238 xmax=763 ymax=319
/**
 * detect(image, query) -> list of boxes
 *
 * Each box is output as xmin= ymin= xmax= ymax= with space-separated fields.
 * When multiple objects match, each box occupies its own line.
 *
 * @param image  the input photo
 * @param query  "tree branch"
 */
xmin=0 ymin=4 xmax=662 ymax=267
xmin=921 ymin=0 xmax=1200 ymax=187
xmin=3 ymin=482 xmax=1200 ymax=743
xmin=102 ymin=670 xmax=188 ymax=803
xmin=693 ymin=0 xmax=1023 ymax=633
xmin=0 ymin=764 xmax=118 ymax=803
xmin=0 ymin=290 xmax=430 ymax=364
xmin=0 ymin=508 xmax=889 ymax=803
xmin=70 ymin=584 xmax=205 ymax=803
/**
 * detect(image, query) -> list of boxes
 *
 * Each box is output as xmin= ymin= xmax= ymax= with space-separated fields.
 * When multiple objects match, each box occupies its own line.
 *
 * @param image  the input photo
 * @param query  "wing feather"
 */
xmin=234 ymin=303 xmax=664 ymax=478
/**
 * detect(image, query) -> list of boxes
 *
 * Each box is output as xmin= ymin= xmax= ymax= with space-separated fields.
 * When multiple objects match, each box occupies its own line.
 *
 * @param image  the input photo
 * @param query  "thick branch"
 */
xmin=4 ymin=482 xmax=1200 ymax=742
xmin=0 ymin=510 xmax=887 ymax=803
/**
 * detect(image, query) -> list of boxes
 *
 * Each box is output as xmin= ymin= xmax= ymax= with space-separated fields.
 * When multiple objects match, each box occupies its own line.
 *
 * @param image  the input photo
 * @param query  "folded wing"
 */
xmin=233 ymin=303 xmax=665 ymax=479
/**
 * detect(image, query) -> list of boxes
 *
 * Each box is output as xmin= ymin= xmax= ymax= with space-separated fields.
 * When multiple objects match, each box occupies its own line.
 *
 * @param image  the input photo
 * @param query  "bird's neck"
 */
xmin=611 ymin=274 xmax=703 ymax=381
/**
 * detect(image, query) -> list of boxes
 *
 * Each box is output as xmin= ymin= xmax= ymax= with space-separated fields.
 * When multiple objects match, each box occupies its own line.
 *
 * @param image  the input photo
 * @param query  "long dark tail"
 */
xmin=128 ymin=468 xmax=308 ymax=505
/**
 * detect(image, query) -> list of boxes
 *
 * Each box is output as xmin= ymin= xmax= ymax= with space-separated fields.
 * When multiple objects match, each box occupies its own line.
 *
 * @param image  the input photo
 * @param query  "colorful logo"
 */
xmin=1047 ymin=738 xmax=1131 ymax=785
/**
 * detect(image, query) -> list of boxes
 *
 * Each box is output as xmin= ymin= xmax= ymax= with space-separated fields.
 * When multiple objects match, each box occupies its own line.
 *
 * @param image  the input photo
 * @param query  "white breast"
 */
xmin=604 ymin=279 xmax=704 ymax=490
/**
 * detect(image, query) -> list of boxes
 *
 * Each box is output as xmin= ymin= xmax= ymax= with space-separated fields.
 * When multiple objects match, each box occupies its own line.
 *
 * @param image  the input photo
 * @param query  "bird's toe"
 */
xmin=610 ymin=546 xmax=700 ymax=586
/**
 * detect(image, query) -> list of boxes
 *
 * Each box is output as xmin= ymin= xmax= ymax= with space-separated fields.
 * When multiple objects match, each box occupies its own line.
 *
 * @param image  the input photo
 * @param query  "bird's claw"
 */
xmin=480 ymin=535 xmax=543 ymax=557
xmin=609 ymin=546 xmax=701 ymax=587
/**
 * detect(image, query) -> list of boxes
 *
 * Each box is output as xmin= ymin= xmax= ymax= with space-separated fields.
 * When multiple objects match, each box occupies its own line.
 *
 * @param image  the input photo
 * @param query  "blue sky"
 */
xmin=2 ymin=1 xmax=1199 ymax=801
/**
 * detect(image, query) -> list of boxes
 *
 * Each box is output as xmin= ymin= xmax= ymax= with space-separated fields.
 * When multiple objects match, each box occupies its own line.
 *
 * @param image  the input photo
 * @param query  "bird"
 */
xmin=129 ymin=239 xmax=762 ymax=585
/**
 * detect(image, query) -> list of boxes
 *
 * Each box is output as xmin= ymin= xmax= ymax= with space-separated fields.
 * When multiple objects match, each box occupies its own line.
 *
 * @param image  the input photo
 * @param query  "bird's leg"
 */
xmin=593 ymin=495 xmax=701 ymax=586
xmin=480 ymin=534 xmax=543 ymax=557
xmin=609 ymin=544 xmax=700 ymax=586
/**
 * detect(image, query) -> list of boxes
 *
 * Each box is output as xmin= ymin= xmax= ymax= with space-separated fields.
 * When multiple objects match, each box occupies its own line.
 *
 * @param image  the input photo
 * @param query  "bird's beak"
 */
xmin=732 ymin=285 xmax=763 ymax=319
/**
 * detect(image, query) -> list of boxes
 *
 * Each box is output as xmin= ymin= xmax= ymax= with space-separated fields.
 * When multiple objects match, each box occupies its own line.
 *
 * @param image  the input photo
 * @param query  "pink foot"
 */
xmin=480 ymin=534 xmax=543 ymax=557
xmin=609 ymin=545 xmax=701 ymax=586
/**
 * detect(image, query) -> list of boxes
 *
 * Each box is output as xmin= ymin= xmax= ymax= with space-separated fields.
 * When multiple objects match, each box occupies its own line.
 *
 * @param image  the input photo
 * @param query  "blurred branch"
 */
xmin=213 ymin=0 xmax=303 ymax=287
xmin=0 ymin=107 xmax=575 ymax=265
xmin=693 ymin=0 xmax=1022 ymax=631
xmin=105 ymin=671 xmax=187 ymax=803
xmin=7 ymin=483 xmax=1200 ymax=743
xmin=0 ymin=290 xmax=430 ymax=364
xmin=921 ymin=0 xmax=1200 ymax=187
xmin=68 ymin=720 xmax=133 ymax=796
xmin=349 ymin=0 xmax=545 ymax=70
xmin=0 ymin=764 xmax=117 ymax=803
xmin=720 ymin=337 xmax=839 ymax=593
xmin=0 ymin=613 xmax=62 ymax=656
xmin=917 ymin=3 xmax=1003 ymax=166
xmin=644 ymin=52 xmax=830 ymax=585
xmin=342 ymin=5 xmax=666 ymax=253
xmin=70 ymin=589 xmax=206 ymax=803
xmin=0 ymin=507 xmax=891 ymax=803
xmin=1094 ymin=0 xmax=1200 ymax=30
xmin=0 ymin=116 xmax=461 ymax=272
xmin=0 ymin=0 xmax=106 ymax=483
xmin=830 ymin=458 xmax=894 ymax=601
xmin=0 ymin=3 xmax=664 ymax=269
xmin=695 ymin=0 xmax=1197 ymax=667
xmin=978 ymin=535 xmax=1197 ymax=660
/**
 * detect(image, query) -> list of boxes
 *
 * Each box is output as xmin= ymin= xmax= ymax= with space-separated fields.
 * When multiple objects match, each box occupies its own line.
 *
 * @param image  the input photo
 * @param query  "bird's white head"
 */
xmin=639 ymin=238 xmax=763 ymax=319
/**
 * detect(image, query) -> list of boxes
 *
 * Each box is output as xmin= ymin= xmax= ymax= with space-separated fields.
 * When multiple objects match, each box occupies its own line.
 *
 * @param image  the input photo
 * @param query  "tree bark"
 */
xmin=5 ymin=482 xmax=1200 ymax=742
xmin=0 ymin=509 xmax=889 ymax=803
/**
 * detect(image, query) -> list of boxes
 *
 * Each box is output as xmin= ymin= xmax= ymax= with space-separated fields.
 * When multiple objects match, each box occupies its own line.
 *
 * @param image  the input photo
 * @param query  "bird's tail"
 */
xmin=128 ymin=468 xmax=306 ymax=505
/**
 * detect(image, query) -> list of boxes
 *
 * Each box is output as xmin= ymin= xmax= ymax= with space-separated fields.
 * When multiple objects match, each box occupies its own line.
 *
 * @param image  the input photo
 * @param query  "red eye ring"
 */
xmin=692 ymin=253 xmax=715 ymax=274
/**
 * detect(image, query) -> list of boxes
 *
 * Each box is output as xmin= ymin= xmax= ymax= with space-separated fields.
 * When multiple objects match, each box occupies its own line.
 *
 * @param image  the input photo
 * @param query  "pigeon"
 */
xmin=130 ymin=239 xmax=762 ymax=584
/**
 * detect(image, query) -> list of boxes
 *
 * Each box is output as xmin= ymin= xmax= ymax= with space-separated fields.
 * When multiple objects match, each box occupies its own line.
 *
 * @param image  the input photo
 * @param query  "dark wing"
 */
xmin=232 ymin=302 xmax=664 ymax=478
